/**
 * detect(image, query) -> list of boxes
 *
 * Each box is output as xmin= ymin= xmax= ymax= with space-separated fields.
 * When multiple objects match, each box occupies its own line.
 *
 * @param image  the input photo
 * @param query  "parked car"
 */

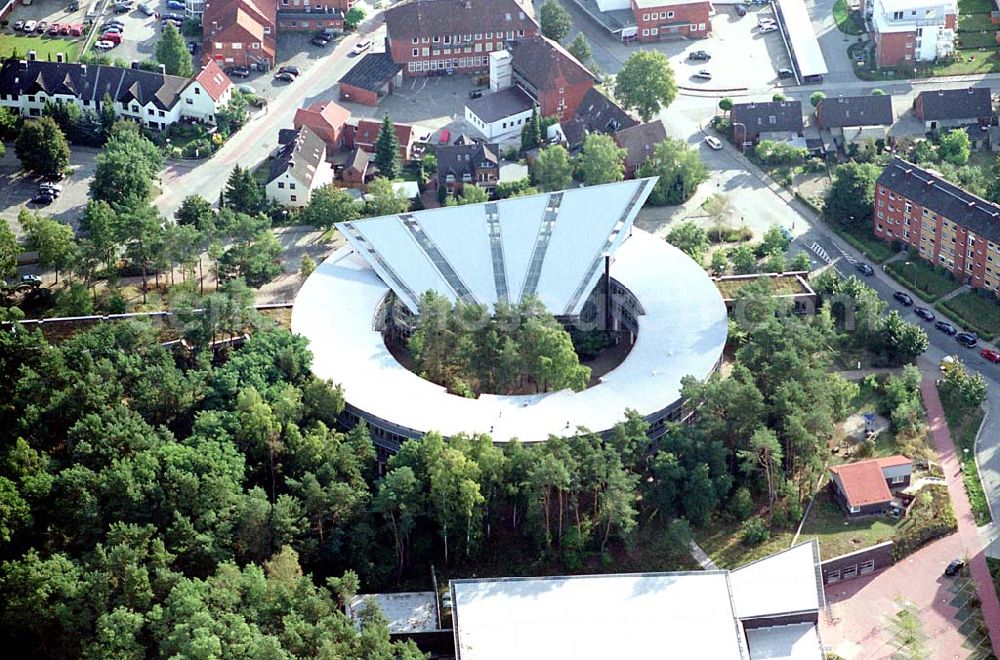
xmin=167 ymin=0 xmax=185 ymax=8
xmin=438 ymin=128 xmax=450 ymax=144
xmin=162 ymin=12 xmax=183 ymax=21
xmin=468 ymin=89 xmax=483 ymax=99
xmin=102 ymin=26 xmax=123 ymax=35
xmin=935 ymin=320 xmax=958 ymax=335
xmin=68 ymin=0 xmax=79 ymax=9
xmin=42 ymin=171 xmax=65 ymax=182
xmin=759 ymin=24 xmax=779 ymax=34
xmin=273 ymin=71 xmax=296 ymax=82
xmin=855 ymin=262 xmax=874 ymax=276
xmin=36 ymin=21 xmax=47 ymax=33
xmin=104 ymin=19 xmax=125 ymax=28
xmin=758 ymin=16 xmax=776 ymax=26
xmin=13 ymin=20 xmax=24 ymax=31
xmin=39 ymin=183 xmax=62 ymax=197
xmin=688 ymin=50 xmax=711 ymax=61
xmin=237 ymin=83 xmax=254 ymax=94
xmin=351 ymin=38 xmax=371 ymax=56
xmin=228 ymin=65 xmax=251 ymax=78
xmin=892 ymin=291 xmax=913 ymax=306
xmin=138 ymin=2 xmax=154 ymax=15
xmin=914 ymin=306 xmax=935 ymax=321
xmin=113 ymin=3 xmax=131 ymax=13
xmin=982 ymin=348 xmax=1000 ymax=363
xmin=94 ymin=40 xmax=117 ymax=50
xmin=278 ymin=65 xmax=300 ymax=76
xmin=693 ymin=69 xmax=712 ymax=80
xmin=187 ymin=41 xmax=197 ymax=53
xmin=23 ymin=20 xmax=37 ymax=32
xmin=957 ymin=332 xmax=978 ymax=348
xmin=31 ymin=192 xmax=54 ymax=205
xmin=777 ymin=68 xmax=794 ymax=79
xmin=100 ymin=32 xmax=123 ymax=44
xmin=735 ymin=3 xmax=747 ymax=15
xmin=944 ymin=559 xmax=965 ymax=576
xmin=161 ymin=18 xmax=182 ymax=28
xmin=311 ymin=35 xmax=331 ymax=46
xmin=48 ymin=23 xmax=61 ymax=35
xmin=69 ymin=24 xmax=83 ymax=36
xmin=19 ymin=274 xmax=43 ymax=288
xmin=704 ymin=135 xmax=723 ymax=150
xmin=60 ymin=23 xmax=72 ymax=35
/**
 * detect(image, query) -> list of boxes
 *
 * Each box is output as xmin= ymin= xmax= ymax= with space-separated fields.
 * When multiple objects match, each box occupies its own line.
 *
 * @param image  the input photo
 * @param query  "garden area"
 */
xmin=885 ymin=257 xmax=960 ymax=302
xmin=941 ymin=290 xmax=1000 ymax=340
xmin=833 ymin=0 xmax=865 ymax=35
xmin=0 ymin=34 xmax=83 ymax=62
xmin=836 ymin=224 xmax=897 ymax=263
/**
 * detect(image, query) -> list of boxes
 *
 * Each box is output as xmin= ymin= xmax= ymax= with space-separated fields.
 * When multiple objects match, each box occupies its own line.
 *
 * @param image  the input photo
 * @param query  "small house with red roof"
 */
xmin=344 ymin=118 xmax=431 ymax=163
xmin=180 ymin=60 xmax=234 ymax=125
xmin=294 ymin=100 xmax=352 ymax=150
xmin=828 ymin=455 xmax=913 ymax=518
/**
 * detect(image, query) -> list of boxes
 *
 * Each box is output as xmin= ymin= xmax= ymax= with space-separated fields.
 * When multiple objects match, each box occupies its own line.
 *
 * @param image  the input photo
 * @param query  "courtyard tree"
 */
xmin=809 ymin=91 xmax=826 ymax=109
xmin=614 ymin=50 xmax=677 ymax=122
xmin=521 ymin=108 xmax=543 ymax=151
xmin=823 ymin=161 xmax=880 ymax=228
xmin=90 ymin=121 xmax=164 ymax=208
xmin=301 ymin=185 xmax=361 ymax=228
xmin=344 ymin=6 xmax=366 ymax=29
xmin=365 ymin=177 xmax=410 ymax=215
xmin=577 ymin=133 xmax=625 ymax=186
xmin=719 ymin=97 xmax=734 ymax=117
xmin=374 ymin=113 xmax=402 ymax=180
xmin=539 ymin=0 xmax=572 ymax=42
xmin=938 ymin=128 xmax=971 ymax=166
xmin=532 ymin=145 xmax=574 ymax=191
xmin=15 ymin=116 xmax=70 ymax=178
xmin=19 ymin=211 xmax=76 ymax=284
xmin=703 ymin=192 xmax=733 ymax=241
xmin=567 ymin=33 xmax=593 ymax=68
xmin=638 ymin=138 xmax=708 ymax=205
xmin=446 ymin=184 xmax=490 ymax=206
xmin=666 ymin=221 xmax=709 ymax=265
xmin=155 ymin=23 xmax=194 ymax=77
xmin=0 ymin=220 xmax=19 ymax=280
xmin=731 ymin=244 xmax=757 ymax=274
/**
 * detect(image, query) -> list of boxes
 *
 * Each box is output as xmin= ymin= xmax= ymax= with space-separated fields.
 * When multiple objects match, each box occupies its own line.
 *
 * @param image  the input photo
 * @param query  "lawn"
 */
xmin=0 ymin=34 xmax=83 ymax=62
xmin=928 ymin=50 xmax=1000 ymax=77
xmin=833 ymin=0 xmax=865 ymax=35
xmin=834 ymin=224 xmax=896 ymax=264
xmin=956 ymin=32 xmax=1000 ymax=49
xmin=958 ymin=12 xmax=1000 ymax=32
xmin=798 ymin=492 xmax=901 ymax=559
xmin=941 ymin=291 xmax=1000 ymax=340
xmin=959 ymin=0 xmax=995 ymax=13
xmin=694 ymin=517 xmax=796 ymax=570
xmin=940 ymin=387 xmax=991 ymax=525
xmin=885 ymin=258 xmax=960 ymax=302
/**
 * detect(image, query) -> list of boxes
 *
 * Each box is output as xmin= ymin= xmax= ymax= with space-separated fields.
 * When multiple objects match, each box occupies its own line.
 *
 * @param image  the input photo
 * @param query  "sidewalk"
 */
xmin=921 ymin=377 xmax=1000 ymax=657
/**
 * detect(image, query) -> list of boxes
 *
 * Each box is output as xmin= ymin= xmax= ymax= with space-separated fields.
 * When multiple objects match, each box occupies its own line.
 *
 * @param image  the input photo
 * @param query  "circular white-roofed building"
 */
xmin=292 ymin=179 xmax=728 ymax=453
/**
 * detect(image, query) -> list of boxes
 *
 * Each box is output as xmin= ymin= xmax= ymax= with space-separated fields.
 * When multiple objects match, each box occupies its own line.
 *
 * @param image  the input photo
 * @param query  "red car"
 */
xmin=60 ymin=24 xmax=72 ymax=35
xmin=48 ymin=23 xmax=61 ymax=35
xmin=982 ymin=348 xmax=1000 ymax=363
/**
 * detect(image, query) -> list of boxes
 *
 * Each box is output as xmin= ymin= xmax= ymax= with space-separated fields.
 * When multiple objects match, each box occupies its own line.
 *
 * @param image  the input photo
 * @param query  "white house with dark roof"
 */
xmin=265 ymin=126 xmax=333 ymax=207
xmin=465 ymin=86 xmax=535 ymax=140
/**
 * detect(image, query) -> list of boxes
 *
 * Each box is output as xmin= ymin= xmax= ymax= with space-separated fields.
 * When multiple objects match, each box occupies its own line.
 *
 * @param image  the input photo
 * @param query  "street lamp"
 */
xmin=905 ymin=260 xmax=918 ymax=294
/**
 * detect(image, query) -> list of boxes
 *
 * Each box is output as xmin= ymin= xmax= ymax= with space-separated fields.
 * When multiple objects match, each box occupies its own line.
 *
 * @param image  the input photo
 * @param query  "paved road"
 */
xmin=152 ymin=13 xmax=387 ymax=219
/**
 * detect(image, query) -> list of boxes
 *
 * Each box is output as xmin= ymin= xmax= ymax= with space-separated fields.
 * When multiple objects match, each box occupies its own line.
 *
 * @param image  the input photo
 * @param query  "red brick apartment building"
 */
xmin=631 ymin=0 xmax=712 ymax=41
xmin=509 ymin=35 xmax=595 ymax=119
xmin=874 ymin=157 xmax=1000 ymax=291
xmin=384 ymin=0 xmax=538 ymax=76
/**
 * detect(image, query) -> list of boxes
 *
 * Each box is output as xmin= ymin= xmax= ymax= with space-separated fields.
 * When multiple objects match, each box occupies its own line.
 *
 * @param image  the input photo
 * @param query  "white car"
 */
xmin=94 ymin=40 xmax=117 ymax=50
xmin=23 ymin=20 xmax=37 ymax=31
xmin=351 ymin=39 xmax=372 ymax=56
xmin=759 ymin=23 xmax=779 ymax=34
xmin=704 ymin=135 xmax=723 ymax=150
xmin=693 ymin=69 xmax=712 ymax=80
xmin=757 ymin=16 xmax=776 ymax=26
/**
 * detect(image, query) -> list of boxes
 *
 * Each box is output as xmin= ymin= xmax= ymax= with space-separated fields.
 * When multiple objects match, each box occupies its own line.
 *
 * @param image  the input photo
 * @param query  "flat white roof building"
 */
xmin=291 ymin=179 xmax=728 ymax=447
xmin=449 ymin=542 xmax=826 ymax=660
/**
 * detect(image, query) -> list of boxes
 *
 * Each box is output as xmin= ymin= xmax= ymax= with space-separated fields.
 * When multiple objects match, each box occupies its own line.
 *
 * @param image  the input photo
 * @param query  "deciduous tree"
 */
xmin=301 ymin=184 xmax=361 ymax=228
xmin=539 ymin=0 xmax=572 ymax=41
xmin=613 ymin=50 xmax=677 ymax=122
xmin=15 ymin=116 xmax=70 ymax=178
xmin=532 ymin=145 xmax=574 ymax=191
xmin=637 ymin=138 xmax=707 ymax=205
xmin=577 ymin=133 xmax=625 ymax=185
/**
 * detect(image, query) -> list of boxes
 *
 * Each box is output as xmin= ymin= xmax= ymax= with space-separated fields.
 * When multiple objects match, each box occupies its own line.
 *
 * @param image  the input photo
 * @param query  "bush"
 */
xmin=300 ymin=254 xmax=317 ymax=278
xmin=891 ymin=486 xmax=957 ymax=560
xmin=729 ymin=487 xmax=753 ymax=521
xmin=741 ymin=516 xmax=770 ymax=546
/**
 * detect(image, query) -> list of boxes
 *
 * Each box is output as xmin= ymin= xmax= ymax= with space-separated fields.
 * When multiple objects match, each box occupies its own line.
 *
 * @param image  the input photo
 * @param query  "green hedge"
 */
xmin=892 ymin=485 xmax=957 ymax=560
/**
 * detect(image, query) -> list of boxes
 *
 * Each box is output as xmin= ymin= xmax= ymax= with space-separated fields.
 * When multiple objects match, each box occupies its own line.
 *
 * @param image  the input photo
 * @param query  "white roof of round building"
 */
xmin=292 ymin=181 xmax=728 ymax=443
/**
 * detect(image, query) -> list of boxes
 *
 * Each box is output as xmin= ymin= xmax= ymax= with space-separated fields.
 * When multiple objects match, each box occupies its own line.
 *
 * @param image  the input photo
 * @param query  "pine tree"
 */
xmin=155 ymin=23 xmax=194 ymax=77
xmin=374 ymin=113 xmax=401 ymax=180
xmin=521 ymin=107 xmax=542 ymax=151
xmin=224 ymin=165 xmax=264 ymax=215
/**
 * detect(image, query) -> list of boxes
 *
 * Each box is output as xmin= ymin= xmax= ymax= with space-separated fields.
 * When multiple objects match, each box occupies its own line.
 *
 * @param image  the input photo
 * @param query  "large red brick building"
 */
xmin=384 ymin=0 xmax=538 ymax=77
xmin=874 ymin=157 xmax=1000 ymax=291
xmin=509 ymin=35 xmax=595 ymax=119
xmin=870 ymin=0 xmax=956 ymax=68
xmin=631 ymin=0 xmax=712 ymax=42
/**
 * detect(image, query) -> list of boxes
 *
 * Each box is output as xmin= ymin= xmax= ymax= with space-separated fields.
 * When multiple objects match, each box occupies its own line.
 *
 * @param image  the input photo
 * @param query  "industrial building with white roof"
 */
xmin=291 ymin=178 xmax=728 ymax=450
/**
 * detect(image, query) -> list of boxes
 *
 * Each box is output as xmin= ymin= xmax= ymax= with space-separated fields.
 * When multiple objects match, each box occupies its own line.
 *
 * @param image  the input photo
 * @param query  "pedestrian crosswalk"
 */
xmin=809 ymin=241 xmax=832 ymax=264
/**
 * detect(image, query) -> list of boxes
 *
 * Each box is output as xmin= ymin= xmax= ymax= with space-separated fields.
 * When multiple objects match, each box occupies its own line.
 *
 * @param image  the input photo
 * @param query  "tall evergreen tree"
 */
xmin=373 ymin=113 xmax=401 ymax=180
xmin=521 ymin=107 xmax=542 ymax=151
xmin=223 ymin=165 xmax=264 ymax=215
xmin=155 ymin=23 xmax=194 ymax=77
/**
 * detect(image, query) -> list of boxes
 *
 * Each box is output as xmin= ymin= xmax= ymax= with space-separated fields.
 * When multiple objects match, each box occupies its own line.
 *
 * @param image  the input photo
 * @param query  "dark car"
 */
xmin=855 ymin=262 xmax=874 ymax=276
xmin=19 ymin=274 xmax=42 ymax=288
xmin=42 ymin=171 xmax=65 ymax=182
xmin=273 ymin=71 xmax=296 ymax=82
xmin=935 ymin=320 xmax=958 ymax=335
xmin=39 ymin=183 xmax=62 ymax=197
xmin=113 ymin=3 xmax=131 ymax=13
xmin=957 ymin=332 xmax=978 ymax=348
xmin=944 ymin=559 xmax=965 ymax=576
xmin=31 ymin=192 xmax=55 ymax=205
xmin=311 ymin=35 xmax=331 ymax=46
xmin=468 ymin=89 xmax=483 ymax=99
xmin=162 ymin=12 xmax=183 ymax=20
xmin=227 ymin=66 xmax=251 ymax=78
xmin=688 ymin=50 xmax=711 ymax=61
xmin=735 ymin=3 xmax=747 ymax=15
xmin=278 ymin=65 xmax=300 ymax=76
xmin=893 ymin=291 xmax=913 ymax=306
xmin=777 ymin=68 xmax=794 ymax=79
xmin=69 ymin=1 xmax=80 ymax=9
xmin=914 ymin=306 xmax=935 ymax=321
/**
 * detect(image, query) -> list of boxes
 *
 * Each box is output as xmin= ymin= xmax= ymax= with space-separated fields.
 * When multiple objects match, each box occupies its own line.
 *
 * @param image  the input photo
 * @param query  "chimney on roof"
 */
xmin=159 ymin=64 xmax=166 ymax=75
xmin=27 ymin=50 xmax=36 ymax=61
xmin=56 ymin=52 xmax=65 ymax=63
xmin=18 ymin=60 xmax=27 ymax=70
xmin=131 ymin=61 xmax=140 ymax=70
xmin=81 ymin=64 xmax=86 ymax=75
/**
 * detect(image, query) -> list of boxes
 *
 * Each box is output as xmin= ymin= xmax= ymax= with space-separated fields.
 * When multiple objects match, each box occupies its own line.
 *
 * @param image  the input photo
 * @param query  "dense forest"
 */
xmin=0 ymin=275 xmax=932 ymax=657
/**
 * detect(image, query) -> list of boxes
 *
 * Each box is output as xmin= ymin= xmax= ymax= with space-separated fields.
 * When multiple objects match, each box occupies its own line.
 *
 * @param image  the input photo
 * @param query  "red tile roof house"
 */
xmin=828 ymin=455 xmax=913 ymax=518
xmin=202 ymin=0 xmax=277 ymax=70
xmin=343 ymin=118 xmax=431 ymax=163
xmin=508 ymin=34 xmax=596 ymax=120
xmin=384 ymin=0 xmax=538 ymax=77
xmin=631 ymin=0 xmax=712 ymax=42
xmin=293 ymin=100 xmax=352 ymax=150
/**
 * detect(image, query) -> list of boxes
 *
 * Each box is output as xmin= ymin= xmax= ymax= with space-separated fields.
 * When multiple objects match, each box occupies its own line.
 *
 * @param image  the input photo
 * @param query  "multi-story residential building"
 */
xmin=265 ymin=126 xmax=333 ymax=207
xmin=384 ymin=0 xmax=538 ymax=77
xmin=0 ymin=56 xmax=233 ymax=131
xmin=508 ymin=34 xmax=596 ymax=119
xmin=869 ymin=0 xmax=956 ymax=67
xmin=631 ymin=0 xmax=712 ymax=41
xmin=874 ymin=157 xmax=1000 ymax=290
xmin=436 ymin=142 xmax=500 ymax=194
xmin=913 ymin=87 xmax=993 ymax=132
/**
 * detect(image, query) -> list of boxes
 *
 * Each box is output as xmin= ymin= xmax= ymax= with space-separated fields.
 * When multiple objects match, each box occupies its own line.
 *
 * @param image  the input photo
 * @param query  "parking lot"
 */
xmin=89 ymin=1 xmax=165 ymax=66
xmin=0 ymin=148 xmax=98 ymax=238
xmin=0 ymin=0 xmax=90 ymax=61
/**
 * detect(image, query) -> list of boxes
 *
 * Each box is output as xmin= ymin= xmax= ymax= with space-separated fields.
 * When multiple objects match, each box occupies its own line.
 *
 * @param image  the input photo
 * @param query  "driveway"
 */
xmin=821 ymin=534 xmax=987 ymax=659
xmin=806 ymin=0 xmax=862 ymax=84
xmin=0 ymin=147 xmax=98 ymax=237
